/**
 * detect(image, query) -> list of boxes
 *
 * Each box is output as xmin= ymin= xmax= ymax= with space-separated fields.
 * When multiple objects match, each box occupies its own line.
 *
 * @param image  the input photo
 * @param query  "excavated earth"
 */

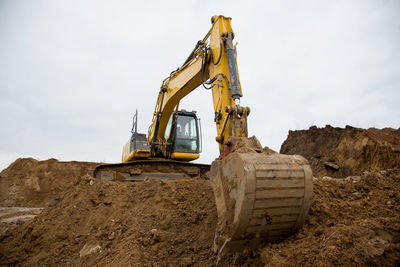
xmin=281 ymin=125 xmax=400 ymax=178
xmin=259 ymin=169 xmax=400 ymax=266
xmin=0 ymin=158 xmax=99 ymax=207
xmin=0 ymin=176 xmax=217 ymax=266
xmin=0 ymin=126 xmax=399 ymax=266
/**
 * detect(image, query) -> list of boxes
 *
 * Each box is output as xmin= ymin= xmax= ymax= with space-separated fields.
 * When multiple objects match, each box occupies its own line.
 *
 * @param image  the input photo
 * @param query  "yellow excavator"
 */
xmin=94 ymin=15 xmax=312 ymax=259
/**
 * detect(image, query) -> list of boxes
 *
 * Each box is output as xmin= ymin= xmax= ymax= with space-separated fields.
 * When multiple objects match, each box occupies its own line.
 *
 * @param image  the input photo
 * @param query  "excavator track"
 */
xmin=93 ymin=160 xmax=210 ymax=181
xmin=210 ymin=152 xmax=313 ymax=257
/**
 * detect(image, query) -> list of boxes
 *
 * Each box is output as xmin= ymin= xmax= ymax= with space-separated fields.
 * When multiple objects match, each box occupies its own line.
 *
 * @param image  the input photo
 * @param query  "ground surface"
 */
xmin=281 ymin=125 xmax=400 ymax=178
xmin=0 ymin=126 xmax=399 ymax=266
xmin=0 ymin=207 xmax=43 ymax=235
xmin=0 ymin=158 xmax=98 ymax=207
xmin=259 ymin=169 xmax=400 ymax=266
xmin=0 ymin=176 xmax=217 ymax=266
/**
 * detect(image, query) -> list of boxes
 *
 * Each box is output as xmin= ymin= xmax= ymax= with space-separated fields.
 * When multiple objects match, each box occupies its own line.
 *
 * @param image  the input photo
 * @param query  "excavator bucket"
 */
xmin=210 ymin=139 xmax=313 ymax=258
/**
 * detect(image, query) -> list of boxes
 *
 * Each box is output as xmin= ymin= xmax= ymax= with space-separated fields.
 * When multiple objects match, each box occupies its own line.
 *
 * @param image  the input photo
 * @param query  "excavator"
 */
xmin=94 ymin=15 xmax=313 ymax=259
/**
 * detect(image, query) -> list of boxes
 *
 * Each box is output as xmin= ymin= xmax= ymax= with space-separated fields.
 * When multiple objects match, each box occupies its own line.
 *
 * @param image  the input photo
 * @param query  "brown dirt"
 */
xmin=0 ymin=207 xmax=43 ymax=235
xmin=258 ymin=169 xmax=400 ymax=266
xmin=0 ymin=126 xmax=399 ymax=266
xmin=280 ymin=125 xmax=400 ymax=178
xmin=0 ymin=158 xmax=99 ymax=207
xmin=1 ymin=162 xmax=398 ymax=266
xmin=0 ymin=176 xmax=217 ymax=266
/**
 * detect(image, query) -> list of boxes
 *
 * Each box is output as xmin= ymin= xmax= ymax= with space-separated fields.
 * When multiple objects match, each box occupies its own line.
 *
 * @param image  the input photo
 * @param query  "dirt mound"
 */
xmin=0 ymin=158 xmax=99 ymax=207
xmin=1 ymin=168 xmax=398 ymax=266
xmin=259 ymin=169 xmax=400 ymax=266
xmin=1 ymin=127 xmax=400 ymax=266
xmin=0 ymin=176 xmax=217 ymax=266
xmin=280 ymin=125 xmax=400 ymax=178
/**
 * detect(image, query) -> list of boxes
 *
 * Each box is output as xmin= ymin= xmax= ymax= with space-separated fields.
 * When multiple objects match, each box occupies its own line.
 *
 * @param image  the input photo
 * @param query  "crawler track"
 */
xmin=93 ymin=160 xmax=210 ymax=181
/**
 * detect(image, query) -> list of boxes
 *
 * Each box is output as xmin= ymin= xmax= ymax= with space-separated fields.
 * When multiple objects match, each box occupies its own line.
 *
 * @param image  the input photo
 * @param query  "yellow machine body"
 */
xmin=122 ymin=15 xmax=247 ymax=163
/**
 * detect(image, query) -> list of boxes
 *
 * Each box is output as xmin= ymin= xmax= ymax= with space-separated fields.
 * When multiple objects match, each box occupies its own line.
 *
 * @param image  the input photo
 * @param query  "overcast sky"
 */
xmin=0 ymin=0 xmax=399 ymax=171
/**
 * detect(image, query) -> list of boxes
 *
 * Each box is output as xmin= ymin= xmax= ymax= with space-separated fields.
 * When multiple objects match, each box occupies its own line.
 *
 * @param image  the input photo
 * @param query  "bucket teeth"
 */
xmin=210 ymin=152 xmax=313 ymax=256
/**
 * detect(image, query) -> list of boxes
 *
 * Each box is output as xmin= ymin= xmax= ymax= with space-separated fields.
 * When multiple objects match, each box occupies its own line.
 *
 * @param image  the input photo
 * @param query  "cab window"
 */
xmin=174 ymin=115 xmax=198 ymax=153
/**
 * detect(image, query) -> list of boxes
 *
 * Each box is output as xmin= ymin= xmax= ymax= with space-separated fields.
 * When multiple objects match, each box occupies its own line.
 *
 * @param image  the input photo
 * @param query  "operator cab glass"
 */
xmin=174 ymin=114 xmax=199 ymax=153
xmin=164 ymin=111 xmax=201 ymax=154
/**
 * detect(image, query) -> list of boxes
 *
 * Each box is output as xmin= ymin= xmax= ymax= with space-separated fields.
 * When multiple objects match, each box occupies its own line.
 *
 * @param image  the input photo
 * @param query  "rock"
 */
xmin=79 ymin=242 xmax=101 ymax=257
xmin=324 ymin=161 xmax=339 ymax=170
xmin=352 ymin=192 xmax=361 ymax=199
xmin=108 ymin=232 xmax=115 ymax=240
xmin=150 ymin=228 xmax=164 ymax=242
xmin=321 ymin=176 xmax=335 ymax=180
xmin=346 ymin=176 xmax=362 ymax=183
xmin=49 ymin=198 xmax=60 ymax=207
xmin=150 ymin=228 xmax=158 ymax=235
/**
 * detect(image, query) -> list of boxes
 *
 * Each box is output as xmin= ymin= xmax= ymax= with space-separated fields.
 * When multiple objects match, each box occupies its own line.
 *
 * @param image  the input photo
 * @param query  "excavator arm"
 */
xmin=148 ymin=15 xmax=249 ymax=159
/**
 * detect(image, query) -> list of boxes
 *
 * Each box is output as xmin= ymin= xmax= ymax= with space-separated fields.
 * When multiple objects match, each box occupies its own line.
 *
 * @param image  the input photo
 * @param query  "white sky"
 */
xmin=0 ymin=0 xmax=399 ymax=171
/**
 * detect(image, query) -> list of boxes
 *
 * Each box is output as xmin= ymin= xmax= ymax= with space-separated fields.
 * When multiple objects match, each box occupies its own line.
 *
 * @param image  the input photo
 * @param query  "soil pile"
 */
xmin=259 ymin=169 xmax=400 ymax=266
xmin=280 ymin=125 xmax=400 ymax=178
xmin=1 ymin=164 xmax=398 ymax=266
xmin=0 ymin=158 xmax=99 ymax=207
xmin=1 ymin=126 xmax=400 ymax=266
xmin=0 ymin=176 xmax=217 ymax=266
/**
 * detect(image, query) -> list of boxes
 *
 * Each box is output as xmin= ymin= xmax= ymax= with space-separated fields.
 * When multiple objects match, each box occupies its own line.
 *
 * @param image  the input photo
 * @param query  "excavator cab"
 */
xmin=165 ymin=110 xmax=201 ymax=160
xmin=122 ymin=110 xmax=201 ymax=162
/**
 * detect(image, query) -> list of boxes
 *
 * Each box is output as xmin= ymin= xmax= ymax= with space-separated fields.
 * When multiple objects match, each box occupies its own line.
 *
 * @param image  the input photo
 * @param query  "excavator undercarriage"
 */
xmin=94 ymin=160 xmax=210 ymax=181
